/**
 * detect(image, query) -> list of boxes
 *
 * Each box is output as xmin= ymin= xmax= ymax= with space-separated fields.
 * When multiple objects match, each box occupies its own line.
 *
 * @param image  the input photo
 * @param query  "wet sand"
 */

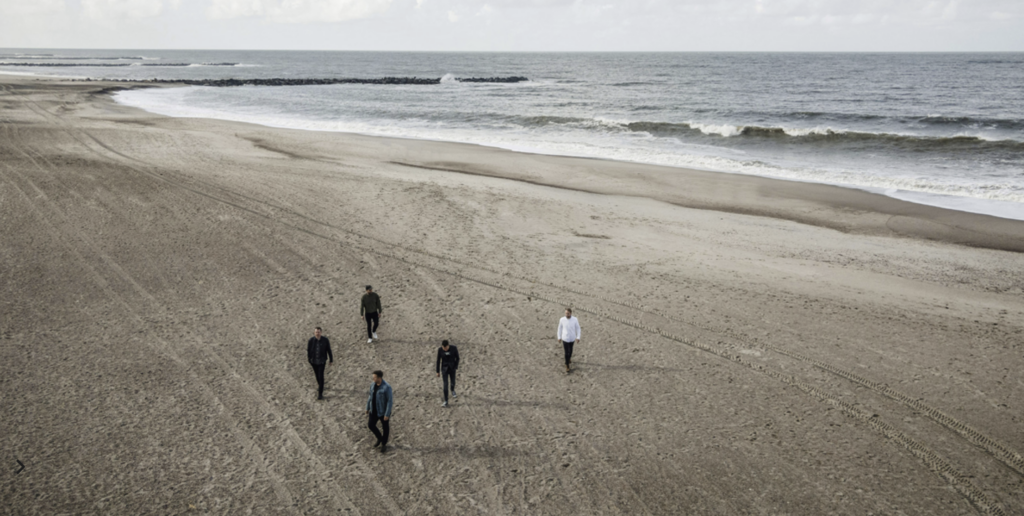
xmin=2 ymin=76 xmax=1023 ymax=515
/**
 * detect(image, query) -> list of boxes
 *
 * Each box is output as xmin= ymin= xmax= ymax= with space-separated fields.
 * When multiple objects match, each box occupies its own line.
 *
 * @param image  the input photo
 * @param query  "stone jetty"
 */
xmin=94 ymin=76 xmax=530 ymax=86
xmin=0 ymin=62 xmax=238 ymax=67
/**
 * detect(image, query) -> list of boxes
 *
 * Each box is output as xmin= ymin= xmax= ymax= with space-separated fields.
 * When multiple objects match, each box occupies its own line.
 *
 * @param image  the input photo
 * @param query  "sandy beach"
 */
xmin=2 ymin=75 xmax=1023 ymax=515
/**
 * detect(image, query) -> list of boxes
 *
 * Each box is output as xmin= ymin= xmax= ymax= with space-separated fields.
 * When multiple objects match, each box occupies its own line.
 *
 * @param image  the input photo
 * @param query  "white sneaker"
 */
xmin=451 ymin=391 xmax=457 ymax=398
xmin=442 ymin=401 xmax=448 ymax=407
xmin=367 ymin=338 xmax=373 ymax=344
xmin=372 ymin=332 xmax=378 ymax=340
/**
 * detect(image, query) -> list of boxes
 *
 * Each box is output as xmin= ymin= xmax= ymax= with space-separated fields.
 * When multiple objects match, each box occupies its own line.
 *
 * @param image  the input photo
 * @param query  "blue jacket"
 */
xmin=366 ymin=380 xmax=393 ymax=418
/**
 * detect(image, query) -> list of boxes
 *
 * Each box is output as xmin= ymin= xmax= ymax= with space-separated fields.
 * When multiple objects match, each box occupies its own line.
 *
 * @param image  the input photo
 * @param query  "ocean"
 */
xmin=4 ymin=49 xmax=1023 ymax=220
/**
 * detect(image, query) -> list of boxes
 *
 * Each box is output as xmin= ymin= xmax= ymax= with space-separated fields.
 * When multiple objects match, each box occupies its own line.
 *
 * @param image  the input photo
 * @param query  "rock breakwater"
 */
xmin=91 ymin=76 xmax=529 ymax=86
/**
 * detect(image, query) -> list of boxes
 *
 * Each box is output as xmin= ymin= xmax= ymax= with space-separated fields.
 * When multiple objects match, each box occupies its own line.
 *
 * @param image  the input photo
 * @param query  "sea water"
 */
xmin=4 ymin=49 xmax=1023 ymax=220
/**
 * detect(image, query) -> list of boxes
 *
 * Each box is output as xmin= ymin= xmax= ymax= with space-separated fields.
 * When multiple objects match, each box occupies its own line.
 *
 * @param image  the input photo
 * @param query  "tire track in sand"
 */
xmin=14 ymin=82 xmax=1007 ymax=513
xmin=90 ymin=125 xmax=1005 ymax=514
xmin=0 ymin=152 xmax=304 ymax=514
xmin=0 ymin=101 xmax=363 ymax=514
xmin=354 ymin=245 xmax=1006 ymax=516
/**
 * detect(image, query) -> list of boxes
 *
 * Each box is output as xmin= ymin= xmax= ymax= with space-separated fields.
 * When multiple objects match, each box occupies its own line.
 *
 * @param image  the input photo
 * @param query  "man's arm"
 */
xmin=307 ymin=338 xmax=314 ymax=363
xmin=325 ymin=338 xmax=333 ymax=364
xmin=556 ymin=319 xmax=563 ymax=341
xmin=376 ymin=294 xmax=382 ymax=315
xmin=575 ymin=319 xmax=581 ymax=341
xmin=384 ymin=387 xmax=394 ymax=419
xmin=436 ymin=348 xmax=442 ymax=375
xmin=453 ymin=346 xmax=460 ymax=370
xmin=360 ymin=295 xmax=366 ymax=316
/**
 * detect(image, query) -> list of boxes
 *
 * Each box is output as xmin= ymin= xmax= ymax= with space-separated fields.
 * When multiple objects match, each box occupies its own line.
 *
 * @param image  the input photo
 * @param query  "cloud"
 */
xmin=207 ymin=0 xmax=263 ymax=18
xmin=207 ymin=0 xmax=393 ymax=22
xmin=81 ymin=0 xmax=168 ymax=19
xmin=709 ymin=0 xmax=1024 ymax=26
xmin=1 ymin=0 xmax=1022 ymax=50
xmin=0 ymin=0 xmax=67 ymax=16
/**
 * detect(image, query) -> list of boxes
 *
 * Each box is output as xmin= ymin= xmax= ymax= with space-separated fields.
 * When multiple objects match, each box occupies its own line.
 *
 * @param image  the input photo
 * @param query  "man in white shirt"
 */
xmin=556 ymin=308 xmax=581 ymax=373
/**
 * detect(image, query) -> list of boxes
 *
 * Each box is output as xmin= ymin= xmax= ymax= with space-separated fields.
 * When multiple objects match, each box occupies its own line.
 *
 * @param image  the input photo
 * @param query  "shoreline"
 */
xmin=104 ymin=74 xmax=1024 ymax=225
xmin=89 ymin=76 xmax=1024 ymax=253
xmin=9 ymin=70 xmax=1024 ymax=226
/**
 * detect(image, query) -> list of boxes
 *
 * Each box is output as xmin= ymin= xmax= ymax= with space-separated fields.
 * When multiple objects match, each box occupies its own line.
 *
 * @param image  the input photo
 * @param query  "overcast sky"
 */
xmin=1 ymin=0 xmax=1022 ymax=51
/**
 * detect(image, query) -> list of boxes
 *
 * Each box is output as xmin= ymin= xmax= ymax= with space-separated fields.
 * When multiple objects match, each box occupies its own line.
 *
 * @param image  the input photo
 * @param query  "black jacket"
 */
xmin=436 ymin=345 xmax=459 ymax=373
xmin=308 ymin=336 xmax=333 ymax=365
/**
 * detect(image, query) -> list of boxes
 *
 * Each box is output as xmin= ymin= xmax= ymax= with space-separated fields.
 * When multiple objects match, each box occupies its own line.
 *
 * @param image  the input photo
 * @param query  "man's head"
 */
xmin=565 ymin=308 xmax=572 ymax=319
xmin=314 ymin=327 xmax=322 ymax=338
xmin=372 ymin=370 xmax=384 ymax=384
xmin=365 ymin=285 xmax=373 ymax=292
xmin=441 ymin=339 xmax=449 ymax=350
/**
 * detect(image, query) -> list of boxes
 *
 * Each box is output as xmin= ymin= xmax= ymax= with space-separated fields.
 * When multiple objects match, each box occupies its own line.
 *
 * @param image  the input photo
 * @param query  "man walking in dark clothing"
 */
xmin=435 ymin=340 xmax=460 ymax=407
xmin=366 ymin=370 xmax=393 ymax=453
xmin=361 ymin=285 xmax=383 ymax=344
xmin=307 ymin=327 xmax=333 ymax=400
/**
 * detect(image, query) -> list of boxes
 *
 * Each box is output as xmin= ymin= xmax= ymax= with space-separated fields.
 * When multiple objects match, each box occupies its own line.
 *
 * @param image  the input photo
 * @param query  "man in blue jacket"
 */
xmin=365 ymin=370 xmax=393 ymax=453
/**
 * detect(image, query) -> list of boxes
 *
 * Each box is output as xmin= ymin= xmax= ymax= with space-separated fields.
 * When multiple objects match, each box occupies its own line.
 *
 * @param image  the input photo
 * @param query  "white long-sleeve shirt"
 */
xmin=557 ymin=316 xmax=581 ymax=343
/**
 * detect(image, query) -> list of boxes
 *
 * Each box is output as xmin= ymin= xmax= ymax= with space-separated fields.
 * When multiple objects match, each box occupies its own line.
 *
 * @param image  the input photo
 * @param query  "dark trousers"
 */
xmin=562 ymin=340 xmax=575 ymax=366
xmin=440 ymin=367 xmax=456 ymax=402
xmin=365 ymin=312 xmax=379 ymax=339
xmin=368 ymin=413 xmax=390 ymax=446
xmin=311 ymin=363 xmax=326 ymax=396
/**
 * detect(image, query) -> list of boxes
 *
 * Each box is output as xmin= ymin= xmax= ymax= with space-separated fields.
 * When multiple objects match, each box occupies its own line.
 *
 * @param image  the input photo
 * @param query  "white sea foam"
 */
xmin=782 ymin=126 xmax=844 ymax=137
xmin=0 ymin=70 xmax=42 ymax=77
xmin=0 ymin=69 xmax=88 ymax=79
xmin=687 ymin=121 xmax=742 ymax=137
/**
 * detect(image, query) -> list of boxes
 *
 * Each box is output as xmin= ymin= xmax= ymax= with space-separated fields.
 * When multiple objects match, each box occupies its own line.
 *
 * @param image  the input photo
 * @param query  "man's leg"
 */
xmin=448 ymin=369 xmax=456 ymax=397
xmin=370 ymin=313 xmax=380 ymax=335
xmin=566 ymin=340 xmax=574 ymax=365
xmin=368 ymin=414 xmax=384 ymax=444
xmin=380 ymin=418 xmax=390 ymax=447
xmin=313 ymin=363 xmax=326 ymax=398
xmin=441 ymin=368 xmax=450 ymax=404
xmin=365 ymin=314 xmax=374 ymax=339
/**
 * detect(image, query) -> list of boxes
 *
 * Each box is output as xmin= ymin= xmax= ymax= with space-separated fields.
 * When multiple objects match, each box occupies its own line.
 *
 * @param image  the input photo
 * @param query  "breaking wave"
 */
xmin=514 ymin=116 xmax=1024 ymax=150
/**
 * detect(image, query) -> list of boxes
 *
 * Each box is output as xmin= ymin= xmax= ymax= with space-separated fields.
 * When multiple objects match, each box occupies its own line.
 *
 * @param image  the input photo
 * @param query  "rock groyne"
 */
xmin=112 ymin=76 xmax=530 ymax=86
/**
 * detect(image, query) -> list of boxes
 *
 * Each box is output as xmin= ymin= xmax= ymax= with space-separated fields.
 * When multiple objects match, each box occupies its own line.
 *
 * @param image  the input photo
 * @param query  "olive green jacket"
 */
xmin=361 ymin=292 xmax=382 ymax=316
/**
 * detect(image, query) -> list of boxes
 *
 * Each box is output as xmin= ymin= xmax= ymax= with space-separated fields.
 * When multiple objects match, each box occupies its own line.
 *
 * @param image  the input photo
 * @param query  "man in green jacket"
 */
xmin=361 ymin=285 xmax=383 ymax=344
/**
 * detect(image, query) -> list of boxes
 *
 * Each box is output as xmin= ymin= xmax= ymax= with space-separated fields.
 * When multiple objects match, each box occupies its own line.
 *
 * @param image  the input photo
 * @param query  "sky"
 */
xmin=1 ymin=0 xmax=1022 ymax=52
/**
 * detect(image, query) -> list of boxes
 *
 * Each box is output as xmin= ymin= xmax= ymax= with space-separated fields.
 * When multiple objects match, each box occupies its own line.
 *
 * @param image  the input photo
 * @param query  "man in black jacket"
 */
xmin=435 ymin=340 xmax=460 ymax=407
xmin=307 ymin=327 xmax=333 ymax=400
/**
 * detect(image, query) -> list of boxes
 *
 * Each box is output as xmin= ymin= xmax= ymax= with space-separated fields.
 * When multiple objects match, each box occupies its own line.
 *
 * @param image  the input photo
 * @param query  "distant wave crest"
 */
xmin=514 ymin=115 xmax=1024 ymax=153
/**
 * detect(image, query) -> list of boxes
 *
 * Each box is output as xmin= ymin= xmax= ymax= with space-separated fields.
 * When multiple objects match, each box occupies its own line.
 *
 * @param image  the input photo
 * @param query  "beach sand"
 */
xmin=2 ymin=76 xmax=1023 ymax=515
